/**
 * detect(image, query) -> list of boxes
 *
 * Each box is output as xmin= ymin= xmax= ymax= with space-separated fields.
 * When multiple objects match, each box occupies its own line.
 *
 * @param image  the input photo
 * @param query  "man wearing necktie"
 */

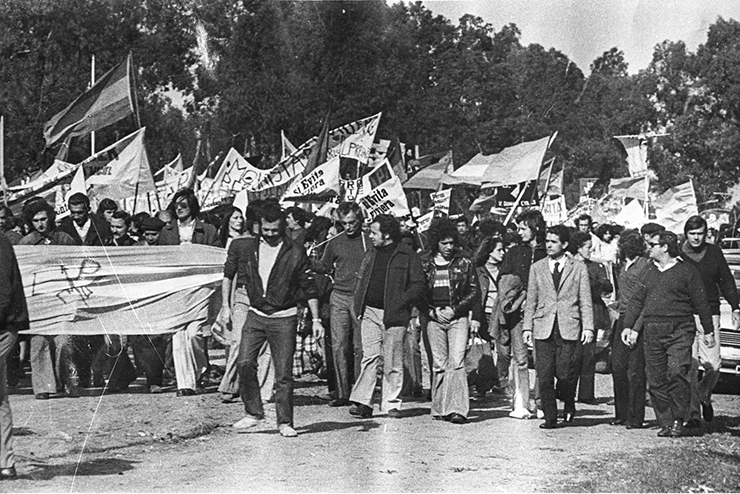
xmin=523 ymin=225 xmax=594 ymax=429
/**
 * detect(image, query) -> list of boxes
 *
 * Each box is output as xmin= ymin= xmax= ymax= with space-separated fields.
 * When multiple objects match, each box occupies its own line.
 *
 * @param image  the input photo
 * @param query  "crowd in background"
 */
xmin=0 ymin=188 xmax=733 ymax=446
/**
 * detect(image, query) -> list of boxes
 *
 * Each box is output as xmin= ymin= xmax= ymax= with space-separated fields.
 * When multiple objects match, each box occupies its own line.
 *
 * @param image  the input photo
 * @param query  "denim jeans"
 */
xmin=427 ymin=317 xmax=469 ymax=418
xmin=238 ymin=311 xmax=297 ymax=426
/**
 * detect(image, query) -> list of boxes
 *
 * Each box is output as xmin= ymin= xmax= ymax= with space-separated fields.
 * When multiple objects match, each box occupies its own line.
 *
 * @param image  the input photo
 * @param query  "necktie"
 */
xmin=552 ymin=261 xmax=561 ymax=290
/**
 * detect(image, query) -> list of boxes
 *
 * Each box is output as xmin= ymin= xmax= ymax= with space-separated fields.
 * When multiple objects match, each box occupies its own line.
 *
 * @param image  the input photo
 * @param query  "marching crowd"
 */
xmin=0 ymin=187 xmax=735 ymax=476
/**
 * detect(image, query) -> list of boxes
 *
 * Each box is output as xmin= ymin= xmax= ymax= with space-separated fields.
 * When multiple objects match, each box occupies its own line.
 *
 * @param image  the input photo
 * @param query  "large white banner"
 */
xmin=17 ymin=245 xmax=223 ymax=335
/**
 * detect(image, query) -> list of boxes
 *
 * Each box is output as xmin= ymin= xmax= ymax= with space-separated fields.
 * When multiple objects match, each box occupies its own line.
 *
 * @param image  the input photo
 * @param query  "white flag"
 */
xmin=615 ymin=136 xmax=648 ymax=178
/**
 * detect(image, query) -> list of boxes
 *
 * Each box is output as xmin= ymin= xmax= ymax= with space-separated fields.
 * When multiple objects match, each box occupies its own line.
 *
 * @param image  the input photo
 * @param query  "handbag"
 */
xmin=465 ymin=337 xmax=497 ymax=391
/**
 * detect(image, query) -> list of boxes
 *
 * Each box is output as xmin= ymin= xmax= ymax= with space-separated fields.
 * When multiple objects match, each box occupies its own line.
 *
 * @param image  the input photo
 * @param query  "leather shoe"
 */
xmin=0 ymin=466 xmax=16 ymax=479
xmin=387 ymin=408 xmax=402 ymax=419
xmin=684 ymin=418 xmax=702 ymax=429
xmin=609 ymin=418 xmax=626 ymax=426
xmin=35 ymin=393 xmax=50 ymax=400
xmin=657 ymin=426 xmax=673 ymax=437
xmin=448 ymin=413 xmax=466 ymax=424
xmin=539 ymin=420 xmax=560 ymax=429
xmin=625 ymin=422 xmax=644 ymax=430
xmin=329 ymin=399 xmax=350 ymax=407
xmin=701 ymin=400 xmax=714 ymax=422
xmin=670 ymin=419 xmax=691 ymax=438
xmin=349 ymin=403 xmax=373 ymax=418
xmin=176 ymin=388 xmax=196 ymax=397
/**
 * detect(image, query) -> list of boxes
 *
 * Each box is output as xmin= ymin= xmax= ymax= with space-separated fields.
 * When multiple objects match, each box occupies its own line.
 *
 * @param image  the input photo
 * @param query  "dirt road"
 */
xmin=4 ymin=371 xmax=739 ymax=492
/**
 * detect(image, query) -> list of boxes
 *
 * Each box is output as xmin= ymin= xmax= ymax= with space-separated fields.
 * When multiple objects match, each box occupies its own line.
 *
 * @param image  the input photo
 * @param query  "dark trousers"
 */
xmin=238 ymin=311 xmax=297 ymax=427
xmin=131 ymin=334 xmax=171 ymax=387
xmin=329 ymin=291 xmax=362 ymax=401
xmin=535 ymin=322 xmax=578 ymax=422
xmin=611 ymin=318 xmax=646 ymax=425
xmin=643 ymin=319 xmax=694 ymax=427
xmin=105 ymin=337 xmax=138 ymax=389
xmin=574 ymin=340 xmax=595 ymax=401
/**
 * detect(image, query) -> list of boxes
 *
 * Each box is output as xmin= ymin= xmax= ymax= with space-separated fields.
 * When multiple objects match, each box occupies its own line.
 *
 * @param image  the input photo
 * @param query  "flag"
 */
xmin=537 ymin=159 xmax=563 ymax=197
xmin=154 ymin=154 xmax=183 ymax=179
xmin=614 ymin=136 xmax=649 ymax=178
xmin=612 ymin=198 xmax=647 ymax=229
xmin=85 ymin=127 xmax=156 ymax=207
xmin=608 ymin=176 xmax=647 ymax=200
xmin=304 ymin=109 xmax=331 ymax=176
xmin=653 ymin=180 xmax=698 ymax=233
xmin=282 ymin=156 xmax=341 ymax=202
xmin=281 ymin=130 xmax=297 ymax=161
xmin=333 ymin=112 xmax=381 ymax=165
xmin=387 ymin=136 xmax=407 ymax=183
xmin=232 ymin=189 xmax=248 ymax=216
xmin=156 ymin=166 xmax=193 ymax=208
xmin=44 ymin=55 xmax=135 ymax=147
xmin=579 ymin=177 xmax=598 ymax=201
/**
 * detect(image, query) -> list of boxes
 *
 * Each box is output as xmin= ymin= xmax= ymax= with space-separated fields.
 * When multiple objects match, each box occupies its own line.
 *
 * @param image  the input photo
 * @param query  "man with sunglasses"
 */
xmin=311 ymin=202 xmax=370 ymax=407
xmin=623 ymin=230 xmax=715 ymax=438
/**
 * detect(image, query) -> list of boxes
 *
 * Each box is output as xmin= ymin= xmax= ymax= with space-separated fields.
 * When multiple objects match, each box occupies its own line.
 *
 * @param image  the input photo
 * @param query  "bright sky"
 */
xmin=420 ymin=0 xmax=740 ymax=73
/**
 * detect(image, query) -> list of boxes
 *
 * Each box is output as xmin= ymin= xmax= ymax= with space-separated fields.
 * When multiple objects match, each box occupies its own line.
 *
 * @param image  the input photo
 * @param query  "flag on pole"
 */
xmin=281 ymin=130 xmax=297 ymax=161
xmin=608 ymin=176 xmax=647 ymax=200
xmin=614 ymin=136 xmax=649 ymax=178
xmin=44 ymin=54 xmax=135 ymax=147
xmin=653 ymin=180 xmax=698 ymax=233
xmin=387 ymin=136 xmax=407 ymax=183
xmin=304 ymin=109 xmax=332 ymax=176
xmin=85 ymin=127 xmax=155 ymax=207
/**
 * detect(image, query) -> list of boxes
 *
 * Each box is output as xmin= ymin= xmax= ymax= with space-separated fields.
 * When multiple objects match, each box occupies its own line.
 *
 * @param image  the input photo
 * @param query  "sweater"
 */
xmin=624 ymin=259 xmax=714 ymax=334
xmin=679 ymin=242 xmax=739 ymax=315
xmin=315 ymin=231 xmax=369 ymax=294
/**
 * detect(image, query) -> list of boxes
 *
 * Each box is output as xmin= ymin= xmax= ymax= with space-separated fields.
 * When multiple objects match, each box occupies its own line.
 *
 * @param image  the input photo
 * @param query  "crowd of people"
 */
xmin=0 ymin=188 xmax=735 ymax=476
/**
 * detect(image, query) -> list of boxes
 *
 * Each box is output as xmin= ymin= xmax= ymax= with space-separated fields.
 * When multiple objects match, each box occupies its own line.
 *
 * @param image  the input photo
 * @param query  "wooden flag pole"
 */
xmin=0 ymin=115 xmax=6 ymax=206
xmin=91 ymin=54 xmax=96 ymax=155
xmin=504 ymin=181 xmax=529 ymax=225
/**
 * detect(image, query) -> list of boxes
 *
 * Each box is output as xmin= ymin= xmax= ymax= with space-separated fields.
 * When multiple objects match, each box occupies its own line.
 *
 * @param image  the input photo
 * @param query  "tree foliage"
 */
xmin=3 ymin=2 xmax=740 ymax=208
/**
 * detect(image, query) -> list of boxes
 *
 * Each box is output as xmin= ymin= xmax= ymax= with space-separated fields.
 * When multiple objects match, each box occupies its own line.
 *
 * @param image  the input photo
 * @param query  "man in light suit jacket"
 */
xmin=523 ymin=225 xmax=594 ymax=429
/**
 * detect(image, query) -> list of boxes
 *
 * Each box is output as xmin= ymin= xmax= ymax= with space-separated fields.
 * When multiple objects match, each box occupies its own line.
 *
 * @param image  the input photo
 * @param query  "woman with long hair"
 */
xmin=218 ymin=206 xmax=246 ymax=249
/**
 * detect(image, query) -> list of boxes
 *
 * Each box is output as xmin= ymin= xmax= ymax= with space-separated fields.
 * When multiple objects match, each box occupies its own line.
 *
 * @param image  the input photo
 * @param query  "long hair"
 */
xmin=218 ymin=206 xmax=244 ymax=247
xmin=169 ymin=188 xmax=200 ymax=219
xmin=23 ymin=199 xmax=56 ymax=233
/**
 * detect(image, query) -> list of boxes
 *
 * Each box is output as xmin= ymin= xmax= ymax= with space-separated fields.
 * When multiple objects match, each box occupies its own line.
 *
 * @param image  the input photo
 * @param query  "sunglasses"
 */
xmin=647 ymin=241 xmax=662 ymax=247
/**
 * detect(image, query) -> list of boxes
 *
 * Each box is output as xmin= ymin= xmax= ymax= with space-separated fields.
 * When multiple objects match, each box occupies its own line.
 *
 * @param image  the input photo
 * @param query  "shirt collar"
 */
xmin=653 ymin=257 xmax=680 ymax=272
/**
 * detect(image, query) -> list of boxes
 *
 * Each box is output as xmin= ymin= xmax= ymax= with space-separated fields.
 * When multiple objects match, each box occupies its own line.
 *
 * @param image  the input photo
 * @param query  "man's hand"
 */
xmin=312 ymin=319 xmax=325 ymax=340
xmin=704 ymin=332 xmax=716 ymax=349
xmin=470 ymin=320 xmax=481 ymax=338
xmin=581 ymin=329 xmax=594 ymax=344
xmin=217 ymin=306 xmax=232 ymax=328
xmin=621 ymin=328 xmax=638 ymax=348
xmin=523 ymin=329 xmax=533 ymax=347
xmin=436 ymin=307 xmax=455 ymax=324
xmin=733 ymin=310 xmax=740 ymax=331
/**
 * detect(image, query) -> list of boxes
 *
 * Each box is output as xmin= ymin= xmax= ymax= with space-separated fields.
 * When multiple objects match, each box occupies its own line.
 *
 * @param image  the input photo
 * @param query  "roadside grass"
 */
xmin=560 ymin=415 xmax=740 ymax=493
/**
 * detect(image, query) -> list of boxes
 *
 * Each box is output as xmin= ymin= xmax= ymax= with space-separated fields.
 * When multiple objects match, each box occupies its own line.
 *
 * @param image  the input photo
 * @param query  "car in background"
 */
xmin=718 ymin=264 xmax=740 ymax=382
xmin=719 ymin=237 xmax=740 ymax=265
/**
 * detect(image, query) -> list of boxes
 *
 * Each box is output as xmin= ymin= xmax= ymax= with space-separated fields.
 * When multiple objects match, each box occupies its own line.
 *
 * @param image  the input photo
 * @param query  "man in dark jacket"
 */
xmin=0 ymin=233 xmax=29 ymax=478
xmin=679 ymin=215 xmax=740 ymax=429
xmin=348 ymin=214 xmax=425 ymax=418
xmin=57 ymin=193 xmax=112 ymax=246
xmin=56 ymin=192 xmax=111 ymax=391
xmin=221 ymin=201 xmax=323 ymax=438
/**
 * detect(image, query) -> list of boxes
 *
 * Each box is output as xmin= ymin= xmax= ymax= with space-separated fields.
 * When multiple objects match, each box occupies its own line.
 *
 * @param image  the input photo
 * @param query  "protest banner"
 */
xmin=579 ymin=178 xmax=598 ymax=202
xmin=282 ymin=155 xmax=341 ymax=202
xmin=541 ymin=196 xmax=567 ymax=226
xmin=357 ymin=160 xmax=411 ymax=219
xmin=430 ymin=188 xmax=451 ymax=215
xmin=17 ymin=244 xmax=224 ymax=336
